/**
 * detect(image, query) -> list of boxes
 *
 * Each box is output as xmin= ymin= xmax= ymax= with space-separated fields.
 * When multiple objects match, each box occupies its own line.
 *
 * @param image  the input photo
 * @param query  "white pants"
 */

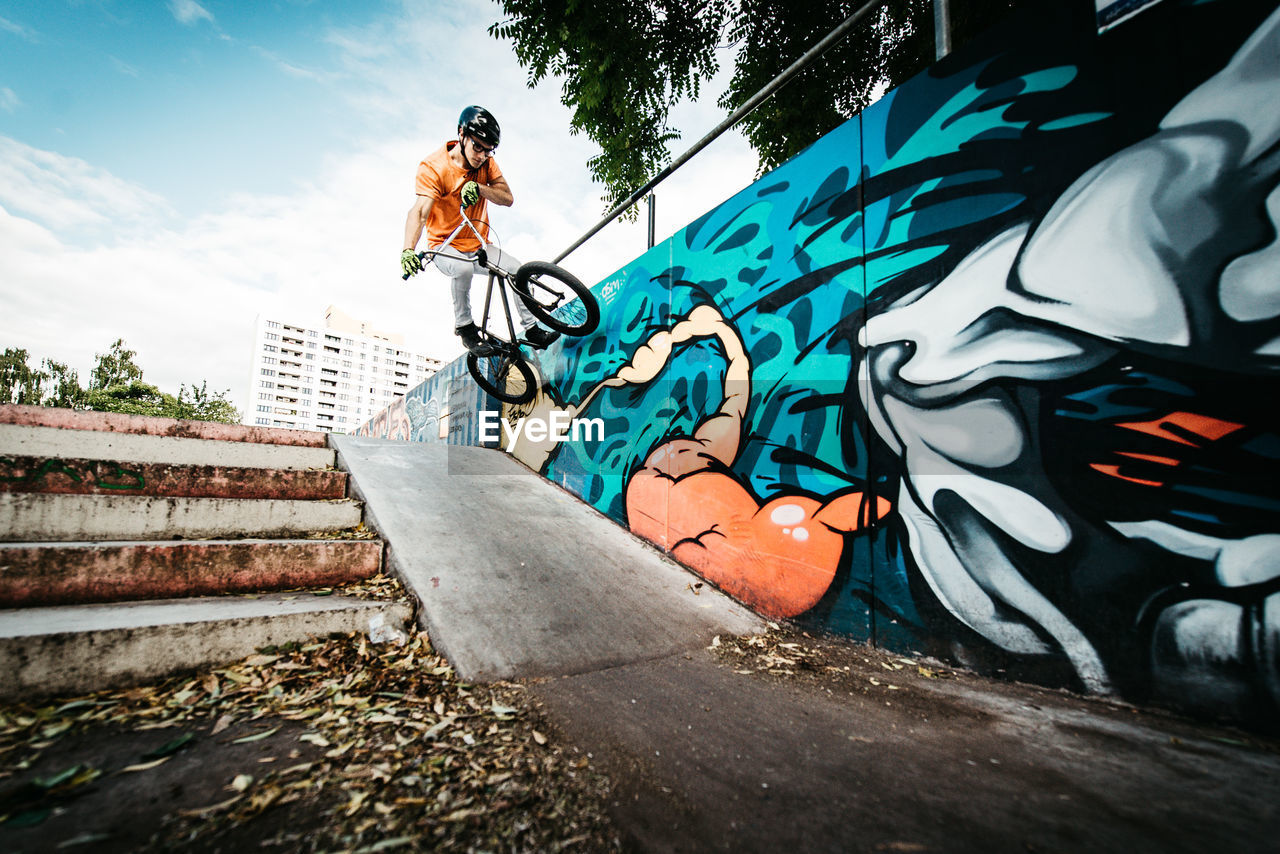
xmin=432 ymin=249 xmax=536 ymax=332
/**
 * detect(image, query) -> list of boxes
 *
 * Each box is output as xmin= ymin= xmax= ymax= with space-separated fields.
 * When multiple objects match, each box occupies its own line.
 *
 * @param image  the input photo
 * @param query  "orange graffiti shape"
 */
xmin=1089 ymin=463 xmax=1165 ymax=488
xmin=626 ymin=466 xmax=891 ymax=619
xmin=1115 ymin=411 xmax=1245 ymax=446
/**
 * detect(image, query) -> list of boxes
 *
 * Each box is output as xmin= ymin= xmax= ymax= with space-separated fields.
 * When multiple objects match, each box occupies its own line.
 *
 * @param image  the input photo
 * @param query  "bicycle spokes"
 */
xmin=514 ymin=261 xmax=599 ymax=336
xmin=467 ymin=349 xmax=536 ymax=405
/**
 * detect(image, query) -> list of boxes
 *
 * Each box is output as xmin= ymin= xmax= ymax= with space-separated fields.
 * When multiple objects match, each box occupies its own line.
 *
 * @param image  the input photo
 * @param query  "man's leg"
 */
xmin=431 ymin=251 xmax=492 ymax=355
xmin=431 ymin=253 xmax=476 ymax=330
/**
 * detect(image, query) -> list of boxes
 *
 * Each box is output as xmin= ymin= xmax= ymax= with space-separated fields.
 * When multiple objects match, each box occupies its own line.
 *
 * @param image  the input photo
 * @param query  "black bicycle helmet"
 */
xmin=458 ymin=105 xmax=500 ymax=148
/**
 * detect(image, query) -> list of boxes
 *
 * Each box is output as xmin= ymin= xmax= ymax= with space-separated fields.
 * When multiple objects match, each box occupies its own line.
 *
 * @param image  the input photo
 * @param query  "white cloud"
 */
xmin=110 ymin=56 xmax=141 ymax=78
xmin=0 ymin=15 xmax=36 ymax=41
xmin=0 ymin=87 xmax=18 ymax=112
xmin=168 ymin=0 xmax=214 ymax=27
xmin=0 ymin=138 xmax=174 ymax=235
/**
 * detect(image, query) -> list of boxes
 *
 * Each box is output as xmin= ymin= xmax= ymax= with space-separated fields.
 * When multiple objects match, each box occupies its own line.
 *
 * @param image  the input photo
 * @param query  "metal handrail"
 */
xmin=553 ymin=0 xmax=891 ymax=264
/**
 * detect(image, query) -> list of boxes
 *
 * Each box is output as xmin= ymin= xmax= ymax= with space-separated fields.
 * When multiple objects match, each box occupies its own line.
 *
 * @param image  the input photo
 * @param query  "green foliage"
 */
xmin=0 ymin=341 xmax=241 ymax=423
xmin=490 ymin=0 xmax=734 ymax=214
xmin=490 ymin=0 xmax=1031 ymax=211
xmin=718 ymin=0 xmax=933 ymax=175
xmin=174 ymin=381 xmax=241 ymax=424
xmin=83 ymin=380 xmax=172 ymax=418
xmin=41 ymin=359 xmax=87 ymax=409
xmin=1 ymin=348 xmax=43 ymax=405
xmin=89 ymin=338 xmax=145 ymax=391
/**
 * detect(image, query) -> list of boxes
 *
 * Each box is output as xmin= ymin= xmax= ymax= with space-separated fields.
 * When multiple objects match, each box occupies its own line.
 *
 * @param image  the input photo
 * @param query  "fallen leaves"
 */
xmin=230 ymin=726 xmax=280 ymax=744
xmin=0 ymin=763 xmax=102 ymax=828
xmin=708 ymin=624 xmax=957 ymax=696
xmin=0 ymin=622 xmax=620 ymax=852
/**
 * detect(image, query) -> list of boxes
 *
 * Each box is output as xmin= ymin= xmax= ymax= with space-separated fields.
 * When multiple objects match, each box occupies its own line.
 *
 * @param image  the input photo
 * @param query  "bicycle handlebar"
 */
xmin=402 ymin=202 xmax=490 ymax=281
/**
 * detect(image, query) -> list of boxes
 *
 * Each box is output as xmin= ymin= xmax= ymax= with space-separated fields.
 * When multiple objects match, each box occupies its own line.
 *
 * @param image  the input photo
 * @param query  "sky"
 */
xmin=0 ymin=0 xmax=758 ymax=416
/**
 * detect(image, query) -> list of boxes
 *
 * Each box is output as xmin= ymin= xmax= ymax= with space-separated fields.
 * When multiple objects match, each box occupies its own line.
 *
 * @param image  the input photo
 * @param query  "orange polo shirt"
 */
xmin=415 ymin=141 xmax=503 ymax=253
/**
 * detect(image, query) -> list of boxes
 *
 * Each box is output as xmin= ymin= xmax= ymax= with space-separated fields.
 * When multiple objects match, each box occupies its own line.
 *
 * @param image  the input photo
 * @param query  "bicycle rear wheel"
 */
xmin=467 ymin=349 xmax=537 ymax=405
xmin=513 ymin=261 xmax=600 ymax=336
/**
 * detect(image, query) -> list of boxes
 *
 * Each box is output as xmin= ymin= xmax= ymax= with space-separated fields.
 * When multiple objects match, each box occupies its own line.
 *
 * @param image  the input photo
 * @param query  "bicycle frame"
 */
xmin=417 ymin=208 xmax=527 ymax=346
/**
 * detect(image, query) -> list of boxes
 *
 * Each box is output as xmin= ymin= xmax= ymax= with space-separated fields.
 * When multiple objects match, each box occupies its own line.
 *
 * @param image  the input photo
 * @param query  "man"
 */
xmin=401 ymin=105 xmax=558 ymax=355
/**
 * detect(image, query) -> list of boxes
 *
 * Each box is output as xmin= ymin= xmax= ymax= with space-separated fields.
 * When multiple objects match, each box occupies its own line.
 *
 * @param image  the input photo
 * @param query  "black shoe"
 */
xmin=523 ymin=326 xmax=561 ymax=350
xmin=457 ymin=323 xmax=495 ymax=357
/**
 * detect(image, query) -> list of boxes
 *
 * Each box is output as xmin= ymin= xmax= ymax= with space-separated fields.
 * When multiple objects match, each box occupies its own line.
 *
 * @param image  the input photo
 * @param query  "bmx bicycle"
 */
xmin=403 ymin=205 xmax=599 ymax=405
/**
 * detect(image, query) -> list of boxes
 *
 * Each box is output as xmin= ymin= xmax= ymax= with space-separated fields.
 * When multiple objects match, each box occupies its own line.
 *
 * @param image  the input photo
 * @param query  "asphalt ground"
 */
xmin=3 ymin=610 xmax=1277 ymax=852
xmin=532 ymin=625 xmax=1280 ymax=853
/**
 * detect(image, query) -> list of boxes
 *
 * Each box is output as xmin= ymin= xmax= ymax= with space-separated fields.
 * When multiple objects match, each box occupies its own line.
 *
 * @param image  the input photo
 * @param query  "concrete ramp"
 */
xmin=332 ymin=436 xmax=763 ymax=681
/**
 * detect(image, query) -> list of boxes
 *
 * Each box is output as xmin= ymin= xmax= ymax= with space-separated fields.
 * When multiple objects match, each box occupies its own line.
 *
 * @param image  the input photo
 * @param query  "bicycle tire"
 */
xmin=513 ymin=261 xmax=600 ymax=336
xmin=467 ymin=349 xmax=537 ymax=405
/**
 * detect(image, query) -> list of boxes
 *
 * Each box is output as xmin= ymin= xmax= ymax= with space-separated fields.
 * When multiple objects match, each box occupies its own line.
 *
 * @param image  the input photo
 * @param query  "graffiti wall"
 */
xmin=366 ymin=0 xmax=1280 ymax=728
xmin=353 ymin=357 xmax=494 ymax=447
xmin=516 ymin=0 xmax=1280 ymax=727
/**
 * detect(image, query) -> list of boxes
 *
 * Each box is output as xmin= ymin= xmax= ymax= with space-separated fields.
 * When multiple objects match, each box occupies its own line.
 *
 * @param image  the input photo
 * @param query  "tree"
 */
xmin=0 ymin=339 xmax=241 ymax=424
xmin=173 ymin=382 xmax=241 ymax=424
xmin=81 ymin=380 xmax=242 ymax=423
xmin=89 ymin=338 xmax=145 ymax=391
xmin=1 ymin=348 xmax=43 ymax=405
xmin=41 ymin=359 xmax=86 ymax=409
xmin=490 ymin=0 xmax=1032 ymax=212
xmin=83 ymin=380 xmax=171 ymax=418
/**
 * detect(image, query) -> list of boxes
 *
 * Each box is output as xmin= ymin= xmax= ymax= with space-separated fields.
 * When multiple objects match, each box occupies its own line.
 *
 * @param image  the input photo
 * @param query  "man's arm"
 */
xmin=403 ymin=194 xmax=435 ymax=251
xmin=477 ymin=175 xmax=513 ymax=207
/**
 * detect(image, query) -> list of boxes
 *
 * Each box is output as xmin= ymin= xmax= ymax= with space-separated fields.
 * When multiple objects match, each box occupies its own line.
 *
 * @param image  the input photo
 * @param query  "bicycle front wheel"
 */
xmin=467 ymin=349 xmax=537 ymax=405
xmin=513 ymin=261 xmax=600 ymax=336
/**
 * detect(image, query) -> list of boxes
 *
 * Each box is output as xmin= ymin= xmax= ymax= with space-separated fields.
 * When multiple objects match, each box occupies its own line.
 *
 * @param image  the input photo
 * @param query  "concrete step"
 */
xmin=0 ymin=493 xmax=364 ymax=542
xmin=0 ymin=539 xmax=383 ymax=607
xmin=0 ymin=423 xmax=335 ymax=471
xmin=0 ymin=454 xmax=347 ymax=500
xmin=0 ymin=403 xmax=327 ymax=447
xmin=0 ymin=593 xmax=413 ymax=701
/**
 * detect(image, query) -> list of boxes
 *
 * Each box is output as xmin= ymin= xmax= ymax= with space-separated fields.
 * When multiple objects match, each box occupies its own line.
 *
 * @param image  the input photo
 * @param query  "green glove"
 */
xmin=401 ymin=249 xmax=423 ymax=278
xmin=461 ymin=180 xmax=480 ymax=208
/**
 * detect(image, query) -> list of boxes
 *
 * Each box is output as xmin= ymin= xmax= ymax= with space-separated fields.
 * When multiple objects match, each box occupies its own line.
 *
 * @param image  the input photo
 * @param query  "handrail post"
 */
xmin=646 ymin=193 xmax=656 ymax=250
xmin=935 ymin=0 xmax=951 ymax=60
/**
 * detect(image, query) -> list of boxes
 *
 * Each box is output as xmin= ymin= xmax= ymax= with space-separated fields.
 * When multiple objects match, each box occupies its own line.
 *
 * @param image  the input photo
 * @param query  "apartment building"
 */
xmin=245 ymin=305 xmax=444 ymax=434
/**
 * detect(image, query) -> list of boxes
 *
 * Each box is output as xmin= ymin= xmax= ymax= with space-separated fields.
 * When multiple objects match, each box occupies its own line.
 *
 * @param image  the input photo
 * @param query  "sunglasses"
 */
xmin=468 ymin=136 xmax=496 ymax=156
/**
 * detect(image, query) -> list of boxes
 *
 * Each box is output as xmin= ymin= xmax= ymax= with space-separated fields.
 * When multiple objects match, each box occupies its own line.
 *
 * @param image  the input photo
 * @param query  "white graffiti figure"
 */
xmin=861 ymin=9 xmax=1280 ymax=718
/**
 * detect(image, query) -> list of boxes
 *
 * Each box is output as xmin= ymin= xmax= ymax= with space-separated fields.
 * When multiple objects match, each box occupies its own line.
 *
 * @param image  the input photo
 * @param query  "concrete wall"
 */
xmin=363 ymin=0 xmax=1280 ymax=727
xmin=352 ymin=355 xmax=493 ymax=446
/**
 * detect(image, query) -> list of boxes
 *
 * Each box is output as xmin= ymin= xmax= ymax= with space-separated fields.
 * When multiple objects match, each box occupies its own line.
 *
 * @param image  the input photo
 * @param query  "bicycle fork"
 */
xmin=478 ymin=271 xmax=523 ymax=346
